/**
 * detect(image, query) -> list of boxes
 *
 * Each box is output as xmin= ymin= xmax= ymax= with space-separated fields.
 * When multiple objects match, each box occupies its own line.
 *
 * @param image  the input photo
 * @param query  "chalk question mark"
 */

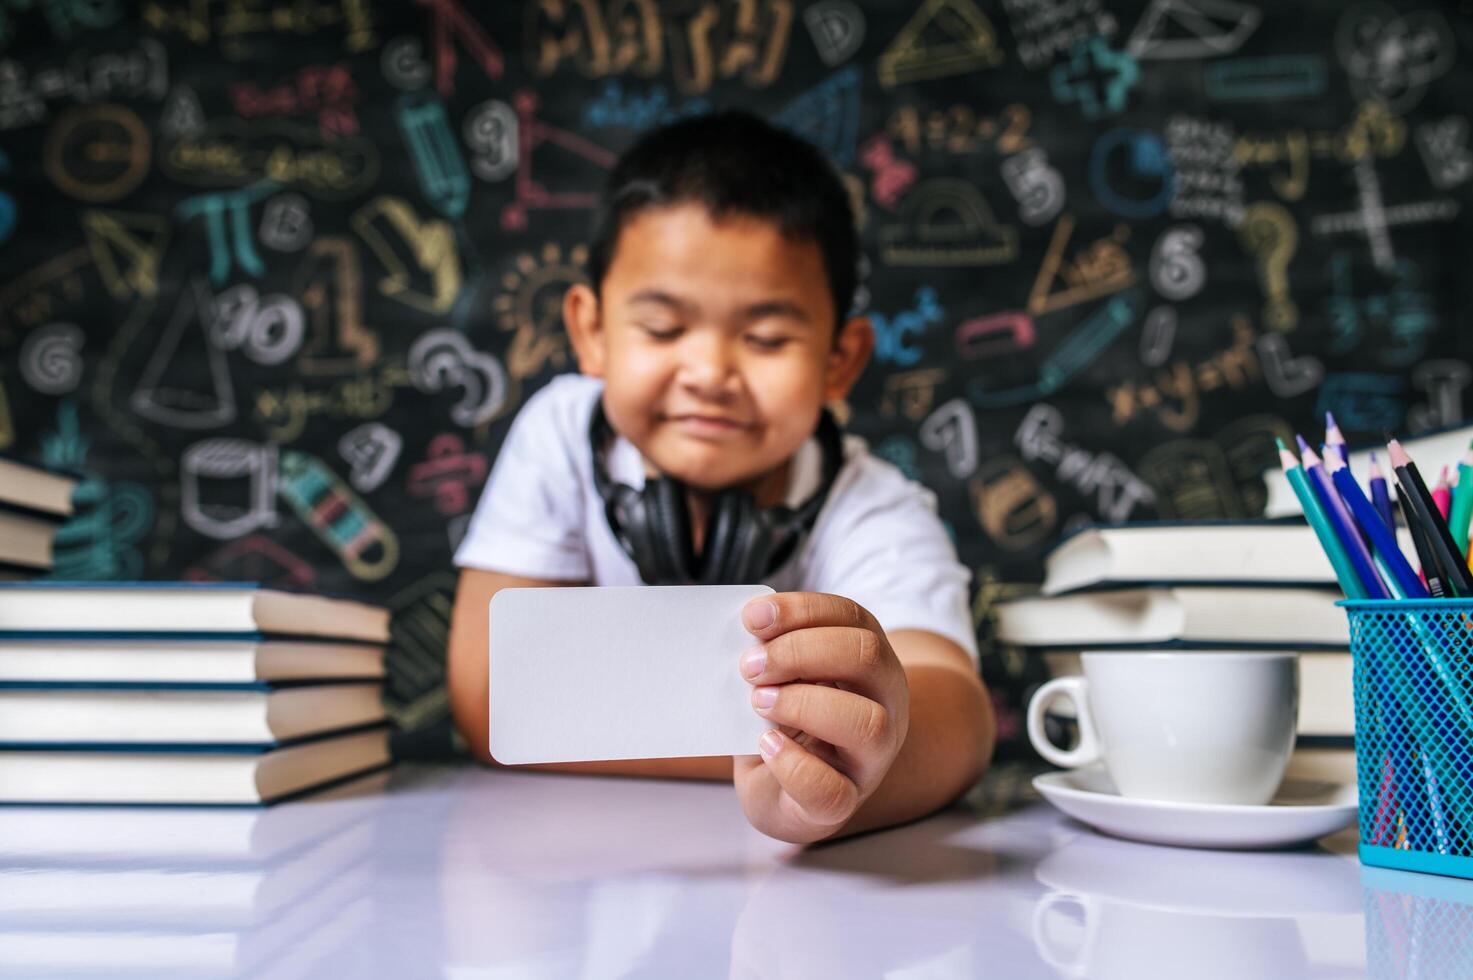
xmin=1239 ymin=202 xmax=1298 ymax=331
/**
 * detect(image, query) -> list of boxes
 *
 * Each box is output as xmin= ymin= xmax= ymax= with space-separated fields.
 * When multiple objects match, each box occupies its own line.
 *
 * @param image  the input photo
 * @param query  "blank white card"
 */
xmin=488 ymin=585 xmax=775 ymax=764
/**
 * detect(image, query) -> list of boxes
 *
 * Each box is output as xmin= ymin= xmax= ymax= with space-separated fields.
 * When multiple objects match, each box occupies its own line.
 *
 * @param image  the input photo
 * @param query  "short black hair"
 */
xmin=585 ymin=109 xmax=860 ymax=334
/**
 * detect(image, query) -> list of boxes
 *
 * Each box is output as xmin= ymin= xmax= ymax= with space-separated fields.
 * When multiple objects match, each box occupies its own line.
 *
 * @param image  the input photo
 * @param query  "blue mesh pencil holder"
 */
xmin=1343 ymin=599 xmax=1473 ymax=880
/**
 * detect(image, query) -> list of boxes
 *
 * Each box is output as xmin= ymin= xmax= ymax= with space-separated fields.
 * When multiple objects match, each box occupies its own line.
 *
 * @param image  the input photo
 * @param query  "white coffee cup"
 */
xmin=1026 ymin=652 xmax=1298 ymax=805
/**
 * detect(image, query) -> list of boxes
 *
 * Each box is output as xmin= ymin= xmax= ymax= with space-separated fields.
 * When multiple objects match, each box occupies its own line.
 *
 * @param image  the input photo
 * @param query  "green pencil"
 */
xmin=1278 ymin=438 xmax=1367 ymax=598
xmin=1449 ymin=441 xmax=1473 ymax=557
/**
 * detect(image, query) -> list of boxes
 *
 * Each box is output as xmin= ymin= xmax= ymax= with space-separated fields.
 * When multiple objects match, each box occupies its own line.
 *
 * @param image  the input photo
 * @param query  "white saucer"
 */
xmin=1033 ymin=767 xmax=1358 ymax=850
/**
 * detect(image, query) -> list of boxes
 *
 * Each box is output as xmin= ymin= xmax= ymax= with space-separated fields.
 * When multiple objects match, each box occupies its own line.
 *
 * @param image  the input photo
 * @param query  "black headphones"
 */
xmin=589 ymin=400 xmax=846 ymax=585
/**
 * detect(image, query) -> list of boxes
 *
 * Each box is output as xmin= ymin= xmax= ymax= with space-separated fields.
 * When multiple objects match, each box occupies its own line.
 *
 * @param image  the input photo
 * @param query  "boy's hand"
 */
xmin=732 ymin=592 xmax=910 ymax=843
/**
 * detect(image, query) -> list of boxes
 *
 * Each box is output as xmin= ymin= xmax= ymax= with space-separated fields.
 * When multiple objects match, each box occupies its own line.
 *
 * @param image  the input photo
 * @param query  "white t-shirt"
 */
xmin=454 ymin=374 xmax=979 ymax=664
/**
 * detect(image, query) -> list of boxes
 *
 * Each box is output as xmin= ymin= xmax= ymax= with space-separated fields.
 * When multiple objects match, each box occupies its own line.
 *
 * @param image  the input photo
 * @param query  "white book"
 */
xmin=0 ymin=456 xmax=76 ymax=516
xmin=0 ymin=726 xmax=389 ymax=804
xmin=995 ymin=586 xmax=1348 ymax=647
xmin=1043 ymin=650 xmax=1353 ymax=736
xmin=0 ymin=770 xmax=388 ymax=864
xmin=0 ymin=683 xmax=386 ymax=745
xmin=0 ymin=638 xmax=384 ymax=684
xmin=1042 ymin=521 xmax=1337 ymax=595
xmin=0 ymin=508 xmax=57 ymax=569
xmin=0 ymin=582 xmax=391 ymax=643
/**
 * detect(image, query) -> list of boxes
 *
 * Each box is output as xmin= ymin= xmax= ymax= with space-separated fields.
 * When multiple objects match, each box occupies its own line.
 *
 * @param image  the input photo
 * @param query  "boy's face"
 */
xmin=564 ymin=203 xmax=873 ymax=493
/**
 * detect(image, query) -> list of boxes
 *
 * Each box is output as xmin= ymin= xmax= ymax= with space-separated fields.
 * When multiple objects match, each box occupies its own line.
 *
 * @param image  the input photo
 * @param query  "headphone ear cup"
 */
xmin=648 ymin=477 xmax=696 ymax=583
xmin=704 ymin=493 xmax=773 ymax=584
xmin=700 ymin=492 xmax=741 ymax=584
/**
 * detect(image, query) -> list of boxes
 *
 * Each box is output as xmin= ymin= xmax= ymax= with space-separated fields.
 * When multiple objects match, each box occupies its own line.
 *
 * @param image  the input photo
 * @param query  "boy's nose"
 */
xmin=677 ymin=334 xmax=738 ymax=394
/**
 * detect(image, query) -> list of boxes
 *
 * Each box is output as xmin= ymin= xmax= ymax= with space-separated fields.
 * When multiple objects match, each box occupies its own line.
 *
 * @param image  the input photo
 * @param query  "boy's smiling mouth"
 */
xmin=665 ymin=413 xmax=753 ymax=437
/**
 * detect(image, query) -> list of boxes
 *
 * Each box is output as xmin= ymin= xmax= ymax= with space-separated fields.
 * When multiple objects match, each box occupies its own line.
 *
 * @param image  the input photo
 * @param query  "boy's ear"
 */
xmin=563 ymin=282 xmax=606 ymax=378
xmin=824 ymin=315 xmax=874 ymax=403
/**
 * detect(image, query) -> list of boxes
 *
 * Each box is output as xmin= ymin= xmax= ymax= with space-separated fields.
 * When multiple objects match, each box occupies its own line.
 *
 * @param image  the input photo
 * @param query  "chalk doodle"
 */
xmin=230 ymin=62 xmax=359 ymax=137
xmin=970 ymin=290 xmax=1142 ymax=408
xmin=879 ymin=0 xmax=1002 ymax=87
xmin=464 ymin=99 xmax=518 ymax=181
xmin=417 ymin=0 xmax=502 ymax=95
xmin=1415 ymin=117 xmax=1473 ymax=191
xmin=210 ymin=284 xmax=305 ymax=366
xmin=255 ymin=363 xmax=413 ymax=443
xmin=1149 ymin=225 xmax=1206 ymax=301
xmin=1336 ymin=4 xmax=1454 ymax=113
xmin=1016 ymin=404 xmax=1155 ymax=522
xmin=142 ymin=0 xmax=376 ymax=57
xmin=1107 ymin=315 xmax=1259 ymax=431
xmin=81 ymin=209 xmax=168 ymax=299
xmin=159 ymin=84 xmax=203 ymax=137
xmin=184 ymin=535 xmax=315 ymax=589
xmin=773 ymin=66 xmax=860 ymax=167
xmin=396 ymin=95 xmax=469 ymax=219
xmin=501 ymin=90 xmax=617 ymax=231
xmin=969 ymin=456 xmax=1056 ymax=551
xmin=1139 ymin=305 xmax=1177 ymax=368
xmin=179 ymin=438 xmax=279 ymax=540
xmin=1090 ymin=129 xmax=1174 ymax=220
xmin=579 ymin=81 xmax=711 ymax=132
xmin=1238 ymin=202 xmax=1298 ymax=331
xmin=1256 ymin=334 xmax=1323 ymax=398
xmin=871 ymin=287 xmax=944 ymax=367
xmin=858 ymin=134 xmax=917 ymax=211
xmin=804 ymin=0 xmax=864 ymax=66
xmin=1324 ymin=252 xmax=1438 ymax=366
xmin=919 ymin=399 xmax=979 ymax=480
xmin=956 ymin=312 xmax=1034 ymax=361
xmin=1001 ymin=149 xmax=1064 ymax=226
xmin=41 ymin=402 xmax=154 ymax=580
xmin=1165 ymin=114 xmax=1243 ymax=225
xmin=1127 ymin=0 xmax=1259 ymax=60
xmin=1234 ymin=101 xmax=1404 ymax=202
xmin=258 ymin=193 xmax=313 ymax=251
xmin=872 ymin=435 xmax=921 ymax=481
xmin=1002 ymin=0 xmax=1118 ymax=70
xmin=0 ymin=0 xmax=121 ymax=47
xmin=352 ymin=196 xmax=462 ymax=314
xmin=278 ymin=450 xmax=399 ymax=581
xmin=132 ymin=278 xmax=236 ymax=429
xmin=0 ymin=150 xmax=11 ymax=245
xmin=19 ymin=322 xmax=83 ymax=395
xmin=1027 ymin=215 xmax=1134 ymax=316
xmin=880 ymin=179 xmax=1017 ymax=266
xmin=1311 ymin=157 xmax=1458 ymax=274
xmin=161 ymin=122 xmax=380 ymax=199
xmin=176 ymin=183 xmax=276 ymax=284
xmin=0 ymin=39 xmax=165 ymax=130
xmin=1050 ymin=38 xmax=1138 ymax=120
xmin=385 ymin=573 xmax=457 ymax=731
xmin=382 ymin=36 xmax=432 ymax=91
xmin=409 ymin=329 xmax=508 ymax=428
xmin=294 ymin=236 xmax=380 ymax=375
xmin=1137 ymin=416 xmax=1290 ymax=519
xmin=491 ymin=241 xmax=580 ymax=401
xmin=887 ymin=103 xmax=1033 ymax=157
xmin=1316 ymin=374 xmax=1406 ymax=435
xmin=879 ymin=368 xmax=945 ymax=420
xmin=1408 ymin=361 xmax=1470 ymax=434
xmin=1204 ymin=55 xmax=1326 ymax=102
xmin=407 ymin=433 xmax=488 ymax=516
xmin=338 ymin=422 xmax=402 ymax=493
xmin=43 ymin=103 xmax=149 ymax=202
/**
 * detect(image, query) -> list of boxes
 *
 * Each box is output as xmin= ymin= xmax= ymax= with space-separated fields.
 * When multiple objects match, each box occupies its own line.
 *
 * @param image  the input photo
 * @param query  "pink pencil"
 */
xmin=1433 ymin=465 xmax=1452 ymax=519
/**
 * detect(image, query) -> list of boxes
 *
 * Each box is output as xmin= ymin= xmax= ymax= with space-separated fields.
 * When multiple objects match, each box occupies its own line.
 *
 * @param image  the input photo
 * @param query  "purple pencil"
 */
xmin=1298 ymin=437 xmax=1391 ymax=599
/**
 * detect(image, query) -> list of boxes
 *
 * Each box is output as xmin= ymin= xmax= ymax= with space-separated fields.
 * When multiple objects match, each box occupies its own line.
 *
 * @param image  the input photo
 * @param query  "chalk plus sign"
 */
xmin=1051 ymin=38 xmax=1139 ymax=119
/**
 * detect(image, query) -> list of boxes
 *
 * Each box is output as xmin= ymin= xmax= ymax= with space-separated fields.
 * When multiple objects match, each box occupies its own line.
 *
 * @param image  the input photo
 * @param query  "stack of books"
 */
xmin=997 ymin=520 xmax=1360 ymax=781
xmin=0 ymin=455 xmax=78 ymax=579
xmin=0 ymin=582 xmax=393 ymax=804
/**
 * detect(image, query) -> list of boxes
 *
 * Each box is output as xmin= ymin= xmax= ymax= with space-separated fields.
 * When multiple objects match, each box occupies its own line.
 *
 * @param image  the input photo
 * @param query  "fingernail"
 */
xmin=753 ymin=685 xmax=779 ymax=709
xmin=759 ymin=729 xmax=783 ymax=758
xmin=744 ymin=601 xmax=776 ymax=631
xmin=740 ymin=645 xmax=766 ymax=678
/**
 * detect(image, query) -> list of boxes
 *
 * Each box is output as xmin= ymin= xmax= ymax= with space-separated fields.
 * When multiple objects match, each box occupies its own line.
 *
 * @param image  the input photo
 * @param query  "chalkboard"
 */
xmin=2 ymin=0 xmax=1472 ymax=756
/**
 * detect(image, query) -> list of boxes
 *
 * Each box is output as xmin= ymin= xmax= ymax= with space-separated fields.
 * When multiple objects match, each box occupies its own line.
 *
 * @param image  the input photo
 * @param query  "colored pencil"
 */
xmin=1388 ymin=439 xmax=1473 ymax=596
xmin=1327 ymin=451 xmax=1428 ymax=599
xmin=1298 ymin=438 xmax=1390 ymax=599
xmin=1369 ymin=453 xmax=1396 ymax=532
xmin=1450 ymin=442 xmax=1473 ymax=558
xmin=1433 ymin=466 xmax=1453 ymax=520
xmin=1398 ymin=485 xmax=1447 ymax=597
xmin=1278 ymin=439 xmax=1367 ymax=599
xmin=1324 ymin=411 xmax=1350 ymax=463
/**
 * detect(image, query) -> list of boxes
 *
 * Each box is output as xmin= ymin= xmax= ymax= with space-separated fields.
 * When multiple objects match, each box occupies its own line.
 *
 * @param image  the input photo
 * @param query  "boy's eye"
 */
xmin=638 ymin=324 xmax=683 ymax=340
xmin=746 ymin=335 xmax=791 ymax=350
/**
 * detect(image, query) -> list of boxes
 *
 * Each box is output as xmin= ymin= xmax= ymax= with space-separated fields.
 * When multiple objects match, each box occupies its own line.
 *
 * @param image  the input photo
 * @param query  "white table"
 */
xmin=0 ymin=762 xmax=1465 ymax=978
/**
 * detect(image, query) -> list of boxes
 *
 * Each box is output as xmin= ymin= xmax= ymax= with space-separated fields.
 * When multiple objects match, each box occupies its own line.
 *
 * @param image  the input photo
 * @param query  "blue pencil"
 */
xmin=1369 ymin=452 xmax=1396 ymax=531
xmin=1298 ymin=438 xmax=1391 ymax=599
xmin=1327 ymin=451 xmax=1428 ymax=598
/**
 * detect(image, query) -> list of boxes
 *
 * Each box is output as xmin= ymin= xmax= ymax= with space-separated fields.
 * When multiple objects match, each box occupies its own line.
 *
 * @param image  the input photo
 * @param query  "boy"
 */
xmin=448 ymin=110 xmax=994 ymax=844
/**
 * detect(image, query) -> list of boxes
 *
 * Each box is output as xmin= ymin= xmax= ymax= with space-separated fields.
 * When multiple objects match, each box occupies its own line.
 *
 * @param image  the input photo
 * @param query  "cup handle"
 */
xmin=1031 ymin=890 xmax=1096 ymax=978
xmin=1027 ymin=676 xmax=1100 ymax=769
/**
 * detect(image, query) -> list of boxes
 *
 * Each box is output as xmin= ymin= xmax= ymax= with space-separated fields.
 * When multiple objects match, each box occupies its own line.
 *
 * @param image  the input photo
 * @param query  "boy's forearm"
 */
xmin=829 ymin=646 xmax=995 ymax=841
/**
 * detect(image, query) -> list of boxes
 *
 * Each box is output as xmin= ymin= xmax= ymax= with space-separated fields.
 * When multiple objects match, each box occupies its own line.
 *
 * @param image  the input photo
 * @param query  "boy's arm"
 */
xmin=830 ymin=628 xmax=994 ymax=840
xmin=447 ymin=568 xmax=732 ymax=780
